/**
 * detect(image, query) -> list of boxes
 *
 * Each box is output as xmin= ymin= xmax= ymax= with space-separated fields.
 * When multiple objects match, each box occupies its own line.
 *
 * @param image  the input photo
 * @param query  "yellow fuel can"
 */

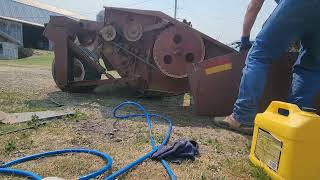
xmin=249 ymin=101 xmax=320 ymax=180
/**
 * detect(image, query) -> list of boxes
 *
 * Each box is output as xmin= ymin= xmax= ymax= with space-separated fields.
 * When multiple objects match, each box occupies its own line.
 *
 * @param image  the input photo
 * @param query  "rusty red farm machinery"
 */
xmin=44 ymin=7 xmax=234 ymax=94
xmin=44 ymin=7 xmax=319 ymax=116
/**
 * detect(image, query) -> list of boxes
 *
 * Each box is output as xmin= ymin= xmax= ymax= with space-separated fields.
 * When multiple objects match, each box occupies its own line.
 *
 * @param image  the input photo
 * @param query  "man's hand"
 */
xmin=241 ymin=0 xmax=265 ymax=50
xmin=240 ymin=36 xmax=252 ymax=51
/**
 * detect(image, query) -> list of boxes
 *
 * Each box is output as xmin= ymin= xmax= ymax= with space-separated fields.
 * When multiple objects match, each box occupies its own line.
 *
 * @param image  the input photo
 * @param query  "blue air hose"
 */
xmin=110 ymin=101 xmax=176 ymax=180
xmin=0 ymin=101 xmax=176 ymax=180
xmin=0 ymin=149 xmax=113 ymax=180
xmin=0 ymin=168 xmax=42 ymax=180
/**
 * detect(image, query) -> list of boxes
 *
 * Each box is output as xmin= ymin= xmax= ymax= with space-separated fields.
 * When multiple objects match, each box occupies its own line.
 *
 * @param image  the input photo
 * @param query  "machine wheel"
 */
xmin=153 ymin=26 xmax=205 ymax=78
xmin=52 ymin=58 xmax=101 ymax=93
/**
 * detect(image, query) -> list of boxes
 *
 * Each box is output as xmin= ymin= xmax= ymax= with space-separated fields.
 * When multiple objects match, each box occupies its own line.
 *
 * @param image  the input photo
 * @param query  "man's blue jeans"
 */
xmin=233 ymin=0 xmax=320 ymax=126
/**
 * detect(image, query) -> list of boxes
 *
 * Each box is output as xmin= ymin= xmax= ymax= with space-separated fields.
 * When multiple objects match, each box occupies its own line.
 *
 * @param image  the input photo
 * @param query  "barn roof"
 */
xmin=14 ymin=0 xmax=86 ymax=19
xmin=0 ymin=0 xmax=86 ymax=27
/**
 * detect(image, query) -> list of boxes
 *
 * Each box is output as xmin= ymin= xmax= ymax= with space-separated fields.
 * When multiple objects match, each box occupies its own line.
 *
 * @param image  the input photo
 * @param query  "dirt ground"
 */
xmin=0 ymin=60 xmax=268 ymax=179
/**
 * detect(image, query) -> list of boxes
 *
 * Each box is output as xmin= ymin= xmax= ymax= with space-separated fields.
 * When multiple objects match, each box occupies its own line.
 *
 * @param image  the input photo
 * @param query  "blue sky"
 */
xmin=38 ymin=0 xmax=277 ymax=43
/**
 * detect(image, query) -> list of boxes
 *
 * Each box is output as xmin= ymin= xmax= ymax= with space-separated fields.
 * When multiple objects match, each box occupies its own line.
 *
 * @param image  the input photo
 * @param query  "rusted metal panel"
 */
xmin=103 ymin=7 xmax=238 ymax=54
xmin=187 ymin=51 xmax=299 ymax=116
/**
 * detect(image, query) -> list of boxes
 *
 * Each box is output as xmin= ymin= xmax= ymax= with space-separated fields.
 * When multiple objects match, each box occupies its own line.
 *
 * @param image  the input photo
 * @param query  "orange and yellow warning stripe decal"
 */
xmin=204 ymin=59 xmax=232 ymax=75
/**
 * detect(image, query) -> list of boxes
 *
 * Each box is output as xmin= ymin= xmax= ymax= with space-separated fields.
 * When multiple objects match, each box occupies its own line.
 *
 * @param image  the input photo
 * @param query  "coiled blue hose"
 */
xmin=0 ymin=149 xmax=113 ymax=180
xmin=0 ymin=168 xmax=42 ymax=180
xmin=110 ymin=101 xmax=176 ymax=180
xmin=0 ymin=101 xmax=176 ymax=180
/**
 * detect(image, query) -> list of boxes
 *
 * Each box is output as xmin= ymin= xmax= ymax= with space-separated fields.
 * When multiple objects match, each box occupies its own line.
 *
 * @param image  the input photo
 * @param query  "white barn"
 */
xmin=0 ymin=0 xmax=85 ymax=59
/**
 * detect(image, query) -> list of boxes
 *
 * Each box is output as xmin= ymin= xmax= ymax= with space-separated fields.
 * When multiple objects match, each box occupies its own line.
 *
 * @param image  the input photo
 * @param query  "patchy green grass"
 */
xmin=250 ymin=162 xmax=271 ymax=180
xmin=64 ymin=111 xmax=88 ymax=122
xmin=0 ymin=123 xmax=26 ymax=135
xmin=0 ymin=88 xmax=269 ymax=180
xmin=4 ymin=139 xmax=17 ymax=153
xmin=0 ymin=54 xmax=53 ymax=68
xmin=202 ymin=138 xmax=224 ymax=153
xmin=1 ymin=176 xmax=25 ymax=180
xmin=0 ymin=120 xmax=104 ymax=180
xmin=0 ymin=57 xmax=271 ymax=179
xmin=134 ymin=132 xmax=150 ymax=146
xmin=0 ymin=91 xmax=49 ymax=113
xmin=0 ymin=121 xmax=41 ymax=137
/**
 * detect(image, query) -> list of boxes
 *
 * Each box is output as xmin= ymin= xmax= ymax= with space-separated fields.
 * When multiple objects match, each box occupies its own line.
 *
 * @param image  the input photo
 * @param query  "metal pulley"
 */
xmin=153 ymin=26 xmax=205 ymax=78
xmin=100 ymin=24 xmax=117 ymax=41
xmin=123 ymin=22 xmax=143 ymax=42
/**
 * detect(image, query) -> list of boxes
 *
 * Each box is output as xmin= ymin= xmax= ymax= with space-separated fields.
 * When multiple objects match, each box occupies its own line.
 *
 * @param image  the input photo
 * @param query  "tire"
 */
xmin=52 ymin=58 xmax=101 ymax=93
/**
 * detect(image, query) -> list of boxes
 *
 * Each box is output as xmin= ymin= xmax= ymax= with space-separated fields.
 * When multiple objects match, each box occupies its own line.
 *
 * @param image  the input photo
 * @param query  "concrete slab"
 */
xmin=0 ymin=110 xmax=75 ymax=124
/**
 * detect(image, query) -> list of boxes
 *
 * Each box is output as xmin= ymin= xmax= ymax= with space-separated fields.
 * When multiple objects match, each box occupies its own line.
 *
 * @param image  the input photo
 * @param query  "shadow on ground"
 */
xmin=33 ymin=84 xmax=219 ymax=129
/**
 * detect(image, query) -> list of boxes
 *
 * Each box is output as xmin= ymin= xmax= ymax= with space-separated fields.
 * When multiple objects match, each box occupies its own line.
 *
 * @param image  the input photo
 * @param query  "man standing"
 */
xmin=214 ymin=0 xmax=320 ymax=134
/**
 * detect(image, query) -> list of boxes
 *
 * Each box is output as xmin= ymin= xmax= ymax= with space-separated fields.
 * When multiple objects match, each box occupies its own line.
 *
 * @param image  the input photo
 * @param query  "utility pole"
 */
xmin=174 ymin=0 xmax=177 ymax=19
